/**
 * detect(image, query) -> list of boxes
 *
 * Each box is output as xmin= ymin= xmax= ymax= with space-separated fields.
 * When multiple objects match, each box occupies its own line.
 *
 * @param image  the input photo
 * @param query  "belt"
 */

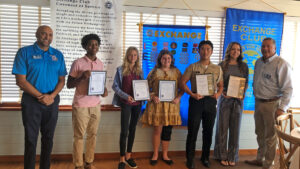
xmin=256 ymin=97 xmax=280 ymax=102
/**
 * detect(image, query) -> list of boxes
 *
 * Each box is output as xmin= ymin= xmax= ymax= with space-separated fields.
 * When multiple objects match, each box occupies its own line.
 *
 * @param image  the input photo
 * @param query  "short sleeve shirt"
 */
xmin=183 ymin=61 xmax=223 ymax=93
xmin=12 ymin=42 xmax=67 ymax=93
xmin=69 ymin=56 xmax=104 ymax=107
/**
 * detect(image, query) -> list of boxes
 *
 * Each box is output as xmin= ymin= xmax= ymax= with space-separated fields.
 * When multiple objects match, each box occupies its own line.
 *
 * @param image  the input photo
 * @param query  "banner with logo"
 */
xmin=142 ymin=24 xmax=206 ymax=125
xmin=224 ymin=8 xmax=284 ymax=113
xmin=51 ymin=0 xmax=122 ymax=105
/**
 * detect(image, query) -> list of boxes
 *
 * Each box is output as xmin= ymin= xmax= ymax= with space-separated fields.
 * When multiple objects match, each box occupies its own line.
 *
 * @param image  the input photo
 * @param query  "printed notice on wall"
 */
xmin=51 ymin=0 xmax=122 ymax=105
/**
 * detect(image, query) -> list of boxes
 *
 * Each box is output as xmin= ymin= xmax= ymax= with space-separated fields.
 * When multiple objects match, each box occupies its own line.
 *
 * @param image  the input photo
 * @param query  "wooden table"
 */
xmin=291 ymin=127 xmax=300 ymax=139
xmin=290 ymin=127 xmax=300 ymax=169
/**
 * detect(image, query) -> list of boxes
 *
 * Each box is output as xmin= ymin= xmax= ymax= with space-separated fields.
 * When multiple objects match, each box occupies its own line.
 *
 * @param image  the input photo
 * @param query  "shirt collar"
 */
xmin=262 ymin=53 xmax=278 ymax=63
xmin=84 ymin=55 xmax=100 ymax=64
xmin=33 ymin=42 xmax=54 ymax=54
xmin=198 ymin=61 xmax=213 ymax=67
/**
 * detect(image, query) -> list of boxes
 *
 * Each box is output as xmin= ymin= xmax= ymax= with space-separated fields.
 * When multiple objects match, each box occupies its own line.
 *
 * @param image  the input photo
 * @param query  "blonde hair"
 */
xmin=122 ymin=46 xmax=142 ymax=76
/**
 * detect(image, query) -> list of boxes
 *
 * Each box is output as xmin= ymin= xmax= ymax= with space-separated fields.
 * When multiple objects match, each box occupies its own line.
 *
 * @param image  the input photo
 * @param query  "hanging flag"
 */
xmin=224 ymin=8 xmax=284 ymax=113
xmin=142 ymin=24 xmax=206 ymax=125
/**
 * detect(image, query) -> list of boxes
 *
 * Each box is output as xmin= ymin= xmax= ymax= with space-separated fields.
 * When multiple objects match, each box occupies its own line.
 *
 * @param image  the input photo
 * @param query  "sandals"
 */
xmin=228 ymin=161 xmax=236 ymax=166
xmin=220 ymin=160 xmax=228 ymax=166
xmin=220 ymin=160 xmax=236 ymax=166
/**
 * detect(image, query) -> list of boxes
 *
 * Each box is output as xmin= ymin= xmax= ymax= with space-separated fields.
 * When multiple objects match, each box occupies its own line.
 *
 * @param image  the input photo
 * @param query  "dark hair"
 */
xmin=155 ymin=49 xmax=175 ymax=68
xmin=262 ymin=37 xmax=276 ymax=46
xmin=198 ymin=40 xmax=213 ymax=51
xmin=222 ymin=42 xmax=246 ymax=74
xmin=81 ymin=34 xmax=101 ymax=49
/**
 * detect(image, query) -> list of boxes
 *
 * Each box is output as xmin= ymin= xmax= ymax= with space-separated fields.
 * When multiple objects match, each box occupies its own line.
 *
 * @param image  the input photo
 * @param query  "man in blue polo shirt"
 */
xmin=12 ymin=25 xmax=67 ymax=169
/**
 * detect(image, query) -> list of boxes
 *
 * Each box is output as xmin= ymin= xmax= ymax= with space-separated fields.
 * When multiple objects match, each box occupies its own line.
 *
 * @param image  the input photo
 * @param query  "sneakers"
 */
xmin=125 ymin=158 xmax=138 ymax=168
xmin=118 ymin=162 xmax=126 ymax=169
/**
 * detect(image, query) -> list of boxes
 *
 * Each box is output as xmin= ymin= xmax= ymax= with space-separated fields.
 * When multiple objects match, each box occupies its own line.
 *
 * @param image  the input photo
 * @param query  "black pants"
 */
xmin=119 ymin=103 xmax=141 ymax=156
xmin=21 ymin=93 xmax=60 ymax=169
xmin=186 ymin=97 xmax=217 ymax=161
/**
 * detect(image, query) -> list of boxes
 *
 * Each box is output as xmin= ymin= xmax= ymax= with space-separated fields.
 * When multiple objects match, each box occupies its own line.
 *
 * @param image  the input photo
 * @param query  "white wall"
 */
xmin=2 ymin=110 xmax=299 ymax=155
xmin=124 ymin=0 xmax=300 ymax=17
xmin=0 ymin=110 xmax=259 ymax=155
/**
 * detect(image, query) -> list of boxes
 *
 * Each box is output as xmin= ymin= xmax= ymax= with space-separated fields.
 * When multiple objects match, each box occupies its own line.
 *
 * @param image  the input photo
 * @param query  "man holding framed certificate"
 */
xmin=67 ymin=34 xmax=107 ymax=169
xmin=181 ymin=40 xmax=223 ymax=169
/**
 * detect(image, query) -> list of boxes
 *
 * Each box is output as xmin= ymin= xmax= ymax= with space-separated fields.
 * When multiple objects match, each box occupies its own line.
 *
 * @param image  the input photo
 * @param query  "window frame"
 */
xmin=0 ymin=4 xmax=300 ymax=110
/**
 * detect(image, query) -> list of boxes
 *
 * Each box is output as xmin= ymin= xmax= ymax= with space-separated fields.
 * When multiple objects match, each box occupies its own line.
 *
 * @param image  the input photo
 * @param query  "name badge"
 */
xmin=263 ymin=73 xmax=271 ymax=79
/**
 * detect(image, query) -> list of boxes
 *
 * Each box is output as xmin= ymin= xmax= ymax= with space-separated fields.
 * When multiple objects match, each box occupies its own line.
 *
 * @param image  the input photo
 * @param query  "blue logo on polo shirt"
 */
xmin=32 ymin=55 xmax=42 ymax=59
xmin=51 ymin=55 xmax=58 ymax=61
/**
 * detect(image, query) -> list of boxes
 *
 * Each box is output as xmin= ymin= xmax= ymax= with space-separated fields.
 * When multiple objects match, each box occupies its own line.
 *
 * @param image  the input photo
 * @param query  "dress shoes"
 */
xmin=244 ymin=159 xmax=263 ymax=166
xmin=162 ymin=158 xmax=174 ymax=165
xmin=186 ymin=159 xmax=195 ymax=169
xmin=149 ymin=159 xmax=158 ymax=166
xmin=201 ymin=159 xmax=210 ymax=168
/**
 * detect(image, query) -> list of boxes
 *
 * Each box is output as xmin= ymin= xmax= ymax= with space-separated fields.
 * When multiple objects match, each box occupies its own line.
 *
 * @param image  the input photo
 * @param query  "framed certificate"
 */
xmin=227 ymin=75 xmax=246 ymax=99
xmin=132 ymin=80 xmax=150 ymax=101
xmin=88 ymin=71 xmax=106 ymax=95
xmin=159 ymin=80 xmax=176 ymax=102
xmin=195 ymin=74 xmax=215 ymax=96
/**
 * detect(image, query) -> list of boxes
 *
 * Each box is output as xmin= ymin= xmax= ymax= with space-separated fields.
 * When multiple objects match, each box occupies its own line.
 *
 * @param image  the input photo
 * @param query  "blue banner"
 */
xmin=142 ymin=24 xmax=206 ymax=125
xmin=224 ymin=8 xmax=284 ymax=113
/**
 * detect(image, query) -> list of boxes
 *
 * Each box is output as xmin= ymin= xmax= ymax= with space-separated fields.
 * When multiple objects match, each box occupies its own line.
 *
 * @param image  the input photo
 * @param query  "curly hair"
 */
xmin=155 ymin=49 xmax=175 ymax=68
xmin=222 ymin=42 xmax=246 ymax=74
xmin=81 ymin=34 xmax=101 ymax=49
xmin=122 ymin=46 xmax=142 ymax=76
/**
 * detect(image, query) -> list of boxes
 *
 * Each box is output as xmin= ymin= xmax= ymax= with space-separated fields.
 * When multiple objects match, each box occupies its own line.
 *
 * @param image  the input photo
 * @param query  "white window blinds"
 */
xmin=0 ymin=4 xmax=300 ymax=108
xmin=281 ymin=17 xmax=300 ymax=107
xmin=0 ymin=4 xmax=50 ymax=102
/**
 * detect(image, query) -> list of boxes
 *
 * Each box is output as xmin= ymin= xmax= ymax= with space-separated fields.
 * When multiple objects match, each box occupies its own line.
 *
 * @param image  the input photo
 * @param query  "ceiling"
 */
xmin=123 ymin=0 xmax=300 ymax=17
xmin=1 ymin=0 xmax=300 ymax=17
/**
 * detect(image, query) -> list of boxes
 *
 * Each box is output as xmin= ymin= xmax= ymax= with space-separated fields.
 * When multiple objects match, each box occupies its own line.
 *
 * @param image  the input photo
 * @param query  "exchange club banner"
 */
xmin=142 ymin=24 xmax=206 ymax=125
xmin=224 ymin=8 xmax=284 ymax=113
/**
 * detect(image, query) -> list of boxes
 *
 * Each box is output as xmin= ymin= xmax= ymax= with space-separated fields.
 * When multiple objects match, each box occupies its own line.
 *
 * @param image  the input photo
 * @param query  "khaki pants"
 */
xmin=72 ymin=104 xmax=101 ymax=167
xmin=254 ymin=99 xmax=279 ymax=168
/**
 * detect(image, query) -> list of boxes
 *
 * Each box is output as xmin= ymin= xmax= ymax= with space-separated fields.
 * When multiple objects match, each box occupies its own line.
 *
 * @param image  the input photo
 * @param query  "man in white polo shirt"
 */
xmin=245 ymin=37 xmax=293 ymax=169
